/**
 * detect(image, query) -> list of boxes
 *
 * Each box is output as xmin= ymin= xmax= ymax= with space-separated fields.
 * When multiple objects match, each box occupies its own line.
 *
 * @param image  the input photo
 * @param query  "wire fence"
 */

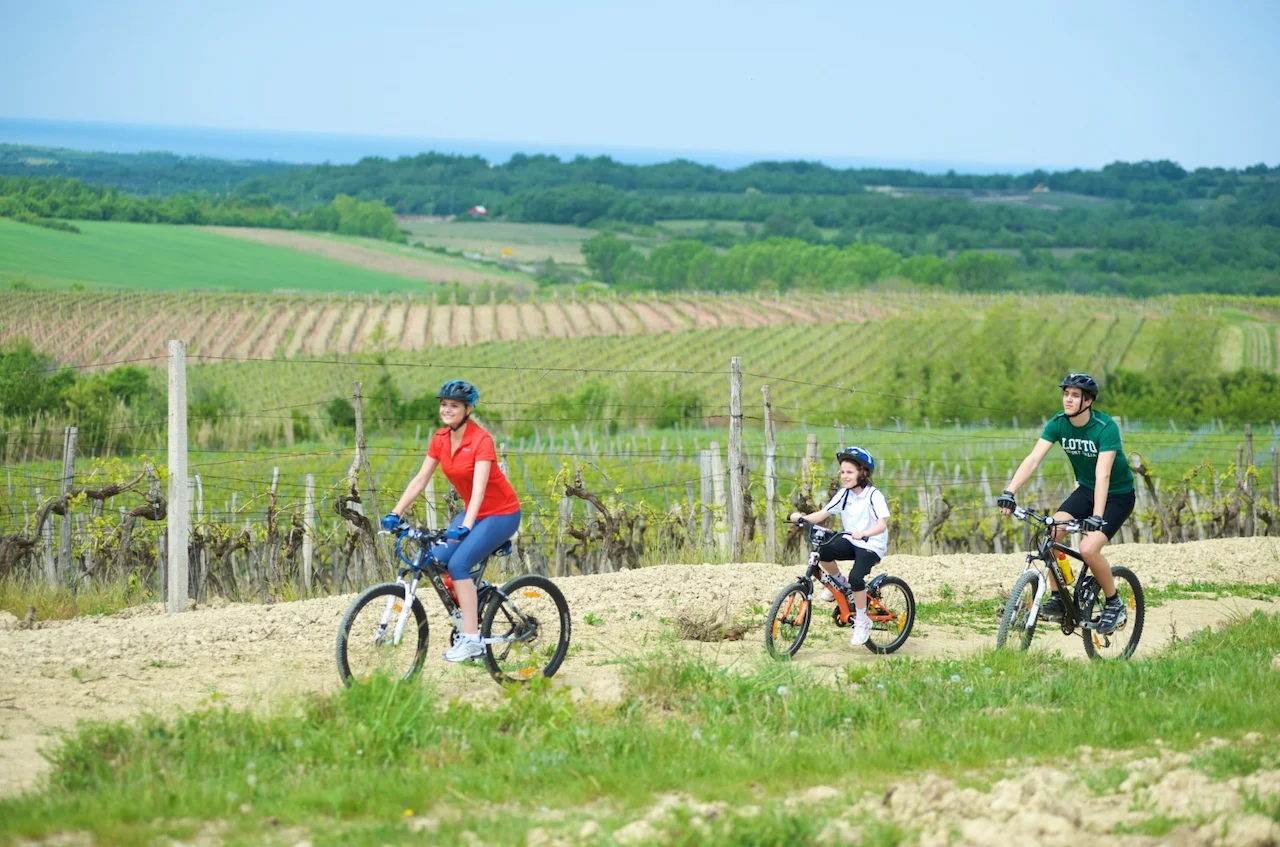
xmin=3 ymin=351 xmax=1279 ymax=605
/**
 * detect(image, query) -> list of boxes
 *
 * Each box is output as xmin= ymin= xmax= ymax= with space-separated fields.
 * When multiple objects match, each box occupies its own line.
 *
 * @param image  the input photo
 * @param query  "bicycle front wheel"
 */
xmin=865 ymin=576 xmax=915 ymax=655
xmin=764 ymin=581 xmax=812 ymax=659
xmin=1081 ymin=566 xmax=1144 ymax=660
xmin=996 ymin=570 xmax=1040 ymax=651
xmin=336 ymin=583 xmax=429 ymax=686
xmin=481 ymin=574 xmax=572 ymax=685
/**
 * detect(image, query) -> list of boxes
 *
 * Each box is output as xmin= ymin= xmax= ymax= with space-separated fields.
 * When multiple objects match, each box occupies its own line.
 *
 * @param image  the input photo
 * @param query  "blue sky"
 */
xmin=1 ymin=0 xmax=1276 ymax=169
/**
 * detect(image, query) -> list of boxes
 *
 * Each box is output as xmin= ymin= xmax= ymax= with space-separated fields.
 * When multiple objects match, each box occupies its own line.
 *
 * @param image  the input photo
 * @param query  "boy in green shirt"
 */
xmin=996 ymin=373 xmax=1136 ymax=634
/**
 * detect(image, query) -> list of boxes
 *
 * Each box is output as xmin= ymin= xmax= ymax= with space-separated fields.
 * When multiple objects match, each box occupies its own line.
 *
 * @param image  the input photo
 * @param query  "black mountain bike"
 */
xmin=997 ymin=506 xmax=1144 ymax=660
xmin=336 ymin=524 xmax=571 ymax=686
xmin=765 ymin=520 xmax=916 ymax=658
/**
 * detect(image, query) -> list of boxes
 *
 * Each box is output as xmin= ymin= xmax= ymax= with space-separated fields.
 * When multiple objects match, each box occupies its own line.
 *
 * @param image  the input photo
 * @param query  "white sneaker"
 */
xmin=850 ymin=616 xmax=872 ymax=647
xmin=443 ymin=634 xmax=485 ymax=663
xmin=818 ymin=587 xmax=835 ymax=603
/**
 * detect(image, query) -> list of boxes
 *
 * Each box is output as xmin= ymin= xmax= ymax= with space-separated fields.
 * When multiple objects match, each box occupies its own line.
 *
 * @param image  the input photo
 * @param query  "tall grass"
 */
xmin=3 ymin=612 xmax=1278 ymax=844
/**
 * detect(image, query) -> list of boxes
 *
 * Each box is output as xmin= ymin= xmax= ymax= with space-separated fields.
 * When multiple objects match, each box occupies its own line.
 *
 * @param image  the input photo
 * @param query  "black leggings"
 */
xmin=818 ymin=535 xmax=882 ymax=591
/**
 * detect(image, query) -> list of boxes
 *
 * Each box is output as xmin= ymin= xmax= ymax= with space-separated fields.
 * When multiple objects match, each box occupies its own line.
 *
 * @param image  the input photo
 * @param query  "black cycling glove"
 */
xmin=996 ymin=490 xmax=1017 ymax=511
xmin=1083 ymin=515 xmax=1108 ymax=533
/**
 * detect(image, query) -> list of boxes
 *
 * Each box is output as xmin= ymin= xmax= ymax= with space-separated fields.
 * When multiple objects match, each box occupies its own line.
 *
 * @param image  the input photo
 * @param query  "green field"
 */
xmin=0 ymin=219 xmax=437 ymax=293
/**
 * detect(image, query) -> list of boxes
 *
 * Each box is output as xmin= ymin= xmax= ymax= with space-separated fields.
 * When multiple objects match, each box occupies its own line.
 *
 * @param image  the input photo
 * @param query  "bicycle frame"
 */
xmin=374 ymin=527 xmax=533 ymax=648
xmin=793 ymin=522 xmax=897 ymax=627
xmin=1012 ymin=507 xmax=1098 ymax=635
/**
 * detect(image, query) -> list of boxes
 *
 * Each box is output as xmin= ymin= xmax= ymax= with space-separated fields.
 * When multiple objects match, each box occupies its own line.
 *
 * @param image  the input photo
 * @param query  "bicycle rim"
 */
xmin=996 ymin=570 xmax=1039 ymax=651
xmin=482 ymin=575 xmax=571 ymax=684
xmin=336 ymin=583 xmax=428 ymax=685
xmin=1081 ymin=567 xmax=1144 ymax=660
xmin=865 ymin=576 xmax=915 ymax=654
xmin=765 ymin=582 xmax=811 ymax=659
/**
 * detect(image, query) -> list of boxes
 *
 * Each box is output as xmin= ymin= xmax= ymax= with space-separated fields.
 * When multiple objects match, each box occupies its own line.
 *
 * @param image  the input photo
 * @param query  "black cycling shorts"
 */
xmin=1057 ymin=487 xmax=1136 ymax=540
xmin=817 ymin=535 xmax=881 ymax=591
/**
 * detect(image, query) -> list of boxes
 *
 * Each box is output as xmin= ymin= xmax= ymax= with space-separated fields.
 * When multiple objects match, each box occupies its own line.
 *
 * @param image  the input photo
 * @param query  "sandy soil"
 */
xmin=428 ymin=303 xmax=452 ymax=347
xmin=333 ymin=302 xmax=365 ymax=352
xmin=303 ymin=305 xmax=343 ymax=356
xmin=283 ymin=306 xmax=322 ymax=359
xmin=1 ymin=538 xmax=1277 ymax=800
xmin=597 ymin=743 xmax=1280 ymax=846
xmin=606 ymin=300 xmax=645 ymax=335
xmin=541 ymin=300 xmax=573 ymax=339
xmin=472 ymin=304 xmax=497 ymax=344
xmin=586 ymin=302 xmax=622 ymax=335
xmin=250 ymin=304 xmax=296 ymax=359
xmin=495 ymin=303 xmax=524 ymax=342
xmin=203 ymin=227 xmax=496 ymax=286
xmin=382 ymin=303 xmax=407 ymax=348
xmin=517 ymin=302 xmax=547 ymax=339
xmin=620 ymin=300 xmax=669 ymax=332
xmin=400 ymin=304 xmax=430 ymax=349
xmin=352 ymin=300 xmax=390 ymax=351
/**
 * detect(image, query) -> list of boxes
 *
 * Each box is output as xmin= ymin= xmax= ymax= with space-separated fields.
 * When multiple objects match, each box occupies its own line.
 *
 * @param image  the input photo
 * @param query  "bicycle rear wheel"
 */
xmin=764 ymin=581 xmax=812 ymax=659
xmin=1081 ymin=567 xmax=1144 ymax=660
xmin=336 ymin=583 xmax=428 ymax=685
xmin=481 ymin=574 xmax=571 ymax=685
xmin=865 ymin=576 xmax=915 ymax=654
xmin=996 ymin=570 xmax=1040 ymax=651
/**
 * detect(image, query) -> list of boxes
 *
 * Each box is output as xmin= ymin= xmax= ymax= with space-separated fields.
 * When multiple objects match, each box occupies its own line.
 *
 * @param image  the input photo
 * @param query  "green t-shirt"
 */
xmin=1040 ymin=409 xmax=1134 ymax=495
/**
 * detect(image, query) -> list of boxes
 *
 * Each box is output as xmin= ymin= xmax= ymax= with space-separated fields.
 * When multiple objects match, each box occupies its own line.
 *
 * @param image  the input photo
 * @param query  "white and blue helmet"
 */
xmin=836 ymin=446 xmax=875 ymax=472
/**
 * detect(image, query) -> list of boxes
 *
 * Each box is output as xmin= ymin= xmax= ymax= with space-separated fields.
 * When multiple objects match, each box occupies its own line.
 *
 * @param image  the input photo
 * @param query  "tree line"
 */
xmin=9 ymin=143 xmax=1267 ymax=203
xmin=0 ymin=176 xmax=405 ymax=242
xmin=583 ymin=232 xmax=1280 ymax=298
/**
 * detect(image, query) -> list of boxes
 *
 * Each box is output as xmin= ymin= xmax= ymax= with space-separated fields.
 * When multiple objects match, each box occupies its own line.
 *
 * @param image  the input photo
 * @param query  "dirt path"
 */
xmin=203 ymin=227 xmax=495 ymax=286
xmin=1 ymin=539 xmax=1277 ymax=798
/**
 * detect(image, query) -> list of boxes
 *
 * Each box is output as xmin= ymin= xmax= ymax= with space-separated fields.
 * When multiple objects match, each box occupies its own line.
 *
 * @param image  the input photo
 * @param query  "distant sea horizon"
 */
xmin=0 ymin=117 xmax=1064 ymax=175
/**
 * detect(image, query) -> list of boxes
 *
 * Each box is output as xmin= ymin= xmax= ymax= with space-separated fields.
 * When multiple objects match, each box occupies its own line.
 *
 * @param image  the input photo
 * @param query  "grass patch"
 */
xmin=0 ymin=218 xmax=432 ymax=293
xmin=1113 ymin=814 xmax=1180 ymax=837
xmin=1191 ymin=740 xmax=1279 ymax=780
xmin=0 ymin=575 xmax=151 ymax=621
xmin=3 ymin=612 xmax=1279 ymax=844
xmin=1145 ymin=581 xmax=1280 ymax=606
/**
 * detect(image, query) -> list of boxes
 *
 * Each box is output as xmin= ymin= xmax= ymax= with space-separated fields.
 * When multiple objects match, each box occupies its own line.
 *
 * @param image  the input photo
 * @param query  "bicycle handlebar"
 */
xmin=379 ymin=525 xmax=449 ymax=568
xmin=1010 ymin=506 xmax=1084 ymax=534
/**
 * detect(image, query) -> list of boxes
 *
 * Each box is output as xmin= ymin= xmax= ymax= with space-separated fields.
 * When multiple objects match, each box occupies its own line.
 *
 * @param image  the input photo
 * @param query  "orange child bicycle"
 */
xmin=765 ymin=519 xmax=916 ymax=658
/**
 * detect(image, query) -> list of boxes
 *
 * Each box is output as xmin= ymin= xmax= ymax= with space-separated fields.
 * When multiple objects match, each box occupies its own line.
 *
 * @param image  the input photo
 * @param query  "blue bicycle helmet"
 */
xmin=436 ymin=379 xmax=479 ymax=406
xmin=836 ymin=446 xmax=875 ymax=472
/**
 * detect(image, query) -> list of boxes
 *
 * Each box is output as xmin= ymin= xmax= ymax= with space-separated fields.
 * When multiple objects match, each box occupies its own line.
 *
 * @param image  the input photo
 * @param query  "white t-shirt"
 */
xmin=821 ymin=485 xmax=890 ymax=556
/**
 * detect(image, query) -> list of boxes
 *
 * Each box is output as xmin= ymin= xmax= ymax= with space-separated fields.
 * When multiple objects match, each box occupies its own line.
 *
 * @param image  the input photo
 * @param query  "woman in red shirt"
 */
xmin=383 ymin=380 xmax=522 ymax=662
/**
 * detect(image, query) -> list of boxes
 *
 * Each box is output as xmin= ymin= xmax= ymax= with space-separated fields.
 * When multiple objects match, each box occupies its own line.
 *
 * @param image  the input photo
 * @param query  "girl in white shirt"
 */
xmin=788 ymin=446 xmax=889 ymax=647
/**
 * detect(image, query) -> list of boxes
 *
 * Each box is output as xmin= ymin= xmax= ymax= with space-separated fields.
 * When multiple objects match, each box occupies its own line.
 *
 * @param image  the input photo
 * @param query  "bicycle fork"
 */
xmin=377 ymin=576 xmax=421 ymax=647
xmin=1025 ymin=558 xmax=1048 ymax=630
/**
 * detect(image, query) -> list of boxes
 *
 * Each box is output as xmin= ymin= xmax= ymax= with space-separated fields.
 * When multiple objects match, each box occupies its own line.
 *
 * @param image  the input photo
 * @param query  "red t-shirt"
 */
xmin=427 ymin=421 xmax=520 ymax=518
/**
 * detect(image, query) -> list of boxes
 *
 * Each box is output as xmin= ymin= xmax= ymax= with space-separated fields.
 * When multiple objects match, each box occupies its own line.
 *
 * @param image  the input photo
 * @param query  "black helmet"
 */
xmin=436 ymin=379 xmax=479 ymax=406
xmin=1059 ymin=372 xmax=1099 ymax=399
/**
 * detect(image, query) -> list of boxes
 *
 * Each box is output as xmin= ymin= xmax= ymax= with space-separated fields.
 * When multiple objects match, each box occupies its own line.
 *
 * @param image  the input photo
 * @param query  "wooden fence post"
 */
xmin=424 ymin=474 xmax=438 ymax=530
xmin=728 ymin=357 xmax=743 ymax=562
xmin=349 ymin=381 xmax=384 ymax=581
xmin=762 ymin=385 xmax=777 ymax=562
xmin=699 ymin=450 xmax=713 ymax=548
xmin=555 ymin=495 xmax=571 ymax=577
xmin=1244 ymin=424 xmax=1255 ymax=536
xmin=166 ymin=340 xmax=189 ymax=613
xmin=710 ymin=441 xmax=727 ymax=555
xmin=303 ymin=474 xmax=315 ymax=593
xmin=804 ymin=434 xmax=819 ymax=504
xmin=58 ymin=425 xmax=77 ymax=584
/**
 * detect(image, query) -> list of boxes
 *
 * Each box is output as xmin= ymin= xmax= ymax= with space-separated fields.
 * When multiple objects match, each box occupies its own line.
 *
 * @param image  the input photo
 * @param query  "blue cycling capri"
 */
xmin=431 ymin=510 xmax=522 ymax=581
